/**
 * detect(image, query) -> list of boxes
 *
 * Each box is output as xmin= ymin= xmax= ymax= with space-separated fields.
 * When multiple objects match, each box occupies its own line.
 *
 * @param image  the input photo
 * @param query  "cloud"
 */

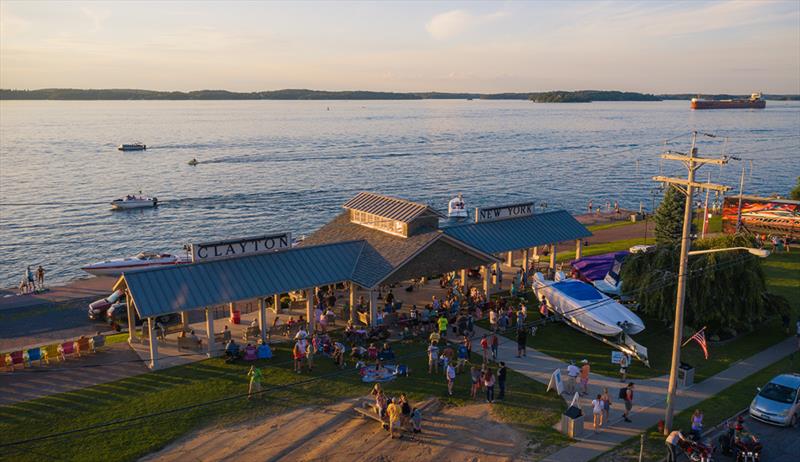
xmin=426 ymin=9 xmax=507 ymax=40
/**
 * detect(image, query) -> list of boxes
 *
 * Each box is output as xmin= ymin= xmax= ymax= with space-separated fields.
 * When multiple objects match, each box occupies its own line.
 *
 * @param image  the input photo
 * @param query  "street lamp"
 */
xmin=688 ymin=247 xmax=770 ymax=258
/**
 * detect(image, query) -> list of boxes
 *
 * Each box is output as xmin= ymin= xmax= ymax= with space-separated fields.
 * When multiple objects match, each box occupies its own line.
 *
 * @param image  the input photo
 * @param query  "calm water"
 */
xmin=1 ymin=100 xmax=798 ymax=287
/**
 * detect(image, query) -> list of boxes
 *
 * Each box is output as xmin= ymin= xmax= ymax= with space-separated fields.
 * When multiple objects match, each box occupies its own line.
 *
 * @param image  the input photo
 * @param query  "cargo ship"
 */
xmin=691 ymin=92 xmax=766 ymax=109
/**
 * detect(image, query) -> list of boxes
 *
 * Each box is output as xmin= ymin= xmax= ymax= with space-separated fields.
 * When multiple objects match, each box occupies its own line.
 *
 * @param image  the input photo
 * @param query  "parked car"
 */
xmin=88 ymin=290 xmax=125 ymax=320
xmin=106 ymin=303 xmax=179 ymax=327
xmin=749 ymin=373 xmax=800 ymax=426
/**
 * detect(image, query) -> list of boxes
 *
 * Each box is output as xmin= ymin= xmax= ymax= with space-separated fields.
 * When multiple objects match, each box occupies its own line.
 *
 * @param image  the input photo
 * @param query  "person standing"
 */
xmin=665 ymin=428 xmax=686 ymax=462
xmin=591 ymin=394 xmax=604 ymax=431
xmin=580 ymin=359 xmax=590 ymax=395
xmin=566 ymin=361 xmax=579 ymax=395
xmin=36 ymin=265 xmax=45 ymax=289
xmin=690 ymin=409 xmax=704 ymax=439
xmin=516 ymin=326 xmax=527 ymax=358
xmin=497 ymin=362 xmax=507 ymax=400
xmin=437 ymin=314 xmax=448 ymax=339
xmin=491 ymin=333 xmax=499 ymax=361
xmin=456 ymin=340 xmax=469 ymax=372
xmin=601 ymin=388 xmax=611 ymax=425
xmin=470 ymin=366 xmax=481 ymax=399
xmin=446 ymin=361 xmax=456 ymax=396
xmin=25 ymin=266 xmax=35 ymax=292
xmin=622 ymin=382 xmax=635 ymax=422
xmin=386 ymin=398 xmax=401 ymax=439
xmin=489 ymin=308 xmax=498 ymax=332
xmin=247 ymin=365 xmax=262 ymax=400
xmin=427 ymin=341 xmax=439 ymax=374
xmin=619 ymin=354 xmax=629 ymax=382
xmin=484 ymin=367 xmax=496 ymax=403
xmin=480 ymin=334 xmax=489 ymax=363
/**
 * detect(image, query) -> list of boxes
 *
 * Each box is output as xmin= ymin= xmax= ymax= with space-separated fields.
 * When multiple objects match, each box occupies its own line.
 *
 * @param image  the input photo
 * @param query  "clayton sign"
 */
xmin=190 ymin=233 xmax=292 ymax=262
xmin=475 ymin=202 xmax=534 ymax=223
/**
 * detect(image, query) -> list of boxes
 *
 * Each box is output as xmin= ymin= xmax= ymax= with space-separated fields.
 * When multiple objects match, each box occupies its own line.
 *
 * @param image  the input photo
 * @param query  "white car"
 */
xmin=749 ymin=373 xmax=800 ymax=426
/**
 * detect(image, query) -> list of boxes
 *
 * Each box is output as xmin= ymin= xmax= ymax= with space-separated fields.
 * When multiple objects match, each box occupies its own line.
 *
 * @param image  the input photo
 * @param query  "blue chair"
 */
xmin=26 ymin=347 xmax=44 ymax=366
xmin=256 ymin=344 xmax=272 ymax=359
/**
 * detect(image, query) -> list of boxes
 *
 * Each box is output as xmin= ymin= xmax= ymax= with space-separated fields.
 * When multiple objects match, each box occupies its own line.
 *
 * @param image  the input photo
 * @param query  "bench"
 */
xmin=243 ymin=325 xmax=261 ymax=342
xmin=177 ymin=336 xmax=203 ymax=352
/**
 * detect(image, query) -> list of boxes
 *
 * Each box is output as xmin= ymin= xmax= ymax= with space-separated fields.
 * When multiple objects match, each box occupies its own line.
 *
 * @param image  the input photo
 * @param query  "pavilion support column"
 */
xmin=306 ymin=288 xmax=315 ymax=332
xmin=482 ymin=265 xmax=490 ymax=295
xmin=369 ymin=289 xmax=378 ymax=328
xmin=180 ymin=311 xmax=189 ymax=330
xmin=349 ymin=283 xmax=357 ymax=324
xmin=259 ymin=298 xmax=268 ymax=343
xmin=522 ymin=248 xmax=529 ymax=272
xmin=147 ymin=317 xmax=159 ymax=370
xmin=506 ymin=251 xmax=513 ymax=267
xmin=494 ymin=262 xmax=503 ymax=289
xmin=126 ymin=291 xmax=137 ymax=343
xmin=228 ymin=302 xmax=235 ymax=321
xmin=460 ymin=269 xmax=467 ymax=288
xmin=575 ymin=239 xmax=583 ymax=260
xmin=549 ymin=244 xmax=557 ymax=270
xmin=273 ymin=293 xmax=280 ymax=314
xmin=205 ymin=307 xmax=215 ymax=357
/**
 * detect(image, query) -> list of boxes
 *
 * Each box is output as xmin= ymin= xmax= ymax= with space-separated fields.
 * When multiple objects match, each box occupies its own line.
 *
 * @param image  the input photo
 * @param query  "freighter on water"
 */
xmin=691 ymin=92 xmax=766 ymax=110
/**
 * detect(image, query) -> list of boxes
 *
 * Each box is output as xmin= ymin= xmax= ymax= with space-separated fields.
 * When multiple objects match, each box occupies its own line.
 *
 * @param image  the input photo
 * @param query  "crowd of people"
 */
xmin=17 ymin=265 xmax=46 ymax=295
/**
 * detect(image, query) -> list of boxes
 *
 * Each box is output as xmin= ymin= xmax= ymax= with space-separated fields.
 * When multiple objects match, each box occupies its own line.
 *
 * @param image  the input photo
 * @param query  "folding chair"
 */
xmin=59 ymin=341 xmax=76 ymax=361
xmin=91 ymin=334 xmax=105 ymax=352
xmin=26 ymin=347 xmax=44 ymax=367
xmin=8 ymin=351 xmax=25 ymax=371
xmin=43 ymin=344 xmax=59 ymax=365
xmin=75 ymin=337 xmax=91 ymax=357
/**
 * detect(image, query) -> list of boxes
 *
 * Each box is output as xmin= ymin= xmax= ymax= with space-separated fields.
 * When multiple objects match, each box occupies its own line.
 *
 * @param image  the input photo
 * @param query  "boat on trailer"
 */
xmin=533 ymin=271 xmax=649 ymax=365
xmin=81 ymin=252 xmax=190 ymax=276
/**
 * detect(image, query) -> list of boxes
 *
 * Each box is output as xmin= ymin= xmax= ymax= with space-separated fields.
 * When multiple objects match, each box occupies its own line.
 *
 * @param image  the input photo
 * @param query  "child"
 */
xmin=411 ymin=407 xmax=422 ymax=433
xmin=470 ymin=366 xmax=481 ymax=399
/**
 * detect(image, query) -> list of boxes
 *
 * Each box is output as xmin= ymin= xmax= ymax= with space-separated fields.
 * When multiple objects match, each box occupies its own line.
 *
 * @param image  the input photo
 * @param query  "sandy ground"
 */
xmin=142 ymin=399 xmax=533 ymax=462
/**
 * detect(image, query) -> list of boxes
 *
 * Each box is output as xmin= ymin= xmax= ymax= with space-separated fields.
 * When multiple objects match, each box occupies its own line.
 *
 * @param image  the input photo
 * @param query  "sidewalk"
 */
xmin=461 ymin=326 xmax=796 ymax=462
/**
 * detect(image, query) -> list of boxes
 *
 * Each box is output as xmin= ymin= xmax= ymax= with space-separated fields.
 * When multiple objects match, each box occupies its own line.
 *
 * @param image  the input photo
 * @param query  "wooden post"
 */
xmin=549 ymin=244 xmax=557 ymax=270
xmin=482 ymin=265 xmax=490 ymax=295
xmin=147 ymin=317 xmax=159 ymax=369
xmin=205 ymin=307 xmax=215 ymax=357
xmin=575 ymin=239 xmax=583 ymax=260
xmin=259 ymin=298 xmax=268 ymax=343
xmin=349 ymin=283 xmax=357 ymax=324
xmin=273 ymin=293 xmax=280 ymax=314
xmin=522 ymin=248 xmax=529 ymax=272
xmin=228 ymin=302 xmax=235 ymax=321
xmin=369 ymin=290 xmax=378 ymax=327
xmin=506 ymin=251 xmax=513 ymax=266
xmin=126 ymin=290 xmax=136 ymax=343
xmin=306 ymin=288 xmax=315 ymax=332
xmin=460 ymin=268 xmax=467 ymax=288
xmin=180 ymin=311 xmax=189 ymax=330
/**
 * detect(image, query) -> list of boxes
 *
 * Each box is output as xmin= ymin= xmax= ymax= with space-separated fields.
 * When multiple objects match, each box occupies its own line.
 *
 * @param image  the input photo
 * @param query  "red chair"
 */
xmin=8 ymin=351 xmax=25 ymax=371
xmin=59 ymin=342 xmax=76 ymax=361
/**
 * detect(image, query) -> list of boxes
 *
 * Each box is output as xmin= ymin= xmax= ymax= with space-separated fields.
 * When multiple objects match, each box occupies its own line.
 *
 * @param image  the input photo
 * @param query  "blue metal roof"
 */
xmin=120 ymin=241 xmax=365 ymax=318
xmin=441 ymin=210 xmax=591 ymax=255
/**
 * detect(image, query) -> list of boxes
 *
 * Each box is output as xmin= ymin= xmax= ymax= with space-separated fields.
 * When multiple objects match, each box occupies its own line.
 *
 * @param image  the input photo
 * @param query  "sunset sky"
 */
xmin=2 ymin=0 xmax=799 ymax=93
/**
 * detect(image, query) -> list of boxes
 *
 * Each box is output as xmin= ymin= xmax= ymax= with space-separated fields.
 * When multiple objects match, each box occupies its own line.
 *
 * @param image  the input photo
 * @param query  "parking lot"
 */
xmin=711 ymin=413 xmax=800 ymax=461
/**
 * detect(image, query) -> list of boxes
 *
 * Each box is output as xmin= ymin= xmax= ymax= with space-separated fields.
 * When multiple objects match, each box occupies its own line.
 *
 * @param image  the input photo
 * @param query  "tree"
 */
xmin=620 ymin=234 xmax=770 ymax=334
xmin=654 ymin=186 xmax=686 ymax=246
xmin=791 ymin=176 xmax=800 ymax=201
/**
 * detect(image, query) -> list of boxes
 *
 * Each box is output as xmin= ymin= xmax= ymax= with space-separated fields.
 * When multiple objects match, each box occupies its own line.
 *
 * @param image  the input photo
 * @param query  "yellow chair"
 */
xmin=43 ymin=344 xmax=60 ymax=365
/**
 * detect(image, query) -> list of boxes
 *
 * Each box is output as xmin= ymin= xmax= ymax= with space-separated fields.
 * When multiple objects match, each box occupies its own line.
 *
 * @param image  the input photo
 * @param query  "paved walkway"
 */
xmin=458 ymin=326 xmax=796 ymax=462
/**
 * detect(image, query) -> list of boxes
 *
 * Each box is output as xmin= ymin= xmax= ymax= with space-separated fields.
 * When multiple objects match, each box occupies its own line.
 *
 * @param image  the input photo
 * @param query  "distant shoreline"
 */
xmin=2 ymin=88 xmax=798 ymax=102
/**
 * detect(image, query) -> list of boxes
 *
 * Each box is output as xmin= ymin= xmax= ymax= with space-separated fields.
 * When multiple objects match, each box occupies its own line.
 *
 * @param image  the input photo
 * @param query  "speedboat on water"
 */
xmin=118 ymin=142 xmax=146 ymax=151
xmin=111 ymin=193 xmax=157 ymax=210
xmin=533 ymin=271 xmax=644 ymax=336
xmin=448 ymin=193 xmax=468 ymax=219
xmin=81 ymin=252 xmax=190 ymax=276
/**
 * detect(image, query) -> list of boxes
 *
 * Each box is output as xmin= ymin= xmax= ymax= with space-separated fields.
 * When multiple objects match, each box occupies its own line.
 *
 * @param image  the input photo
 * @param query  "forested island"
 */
xmin=1 ymin=88 xmax=797 ymax=101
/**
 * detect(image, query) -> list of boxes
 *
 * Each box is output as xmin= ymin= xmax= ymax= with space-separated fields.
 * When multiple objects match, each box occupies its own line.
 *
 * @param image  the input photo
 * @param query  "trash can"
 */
xmin=630 ymin=213 xmax=638 ymax=223
xmin=231 ymin=310 xmax=241 ymax=325
xmin=678 ymin=362 xmax=695 ymax=387
xmin=560 ymin=405 xmax=584 ymax=438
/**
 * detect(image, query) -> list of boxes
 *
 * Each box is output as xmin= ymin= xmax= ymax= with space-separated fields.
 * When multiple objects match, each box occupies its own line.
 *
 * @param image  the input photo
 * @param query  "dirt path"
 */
xmin=143 ymin=399 xmax=532 ymax=462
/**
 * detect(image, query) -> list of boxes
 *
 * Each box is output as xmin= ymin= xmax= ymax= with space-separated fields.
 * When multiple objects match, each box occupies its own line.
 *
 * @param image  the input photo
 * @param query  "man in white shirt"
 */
xmin=446 ymin=363 xmax=456 ymax=396
xmin=428 ymin=341 xmax=439 ymax=374
xmin=566 ymin=361 xmax=580 ymax=395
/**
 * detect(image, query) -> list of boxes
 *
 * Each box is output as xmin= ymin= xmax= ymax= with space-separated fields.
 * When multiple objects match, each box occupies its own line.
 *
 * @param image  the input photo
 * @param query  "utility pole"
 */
xmin=652 ymin=131 xmax=731 ymax=434
xmin=702 ymin=172 xmax=711 ymax=238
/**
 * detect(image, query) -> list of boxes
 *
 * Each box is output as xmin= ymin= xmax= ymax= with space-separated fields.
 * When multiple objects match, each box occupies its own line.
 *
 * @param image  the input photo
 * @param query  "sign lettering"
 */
xmin=475 ymin=202 xmax=534 ymax=223
xmin=190 ymin=233 xmax=292 ymax=262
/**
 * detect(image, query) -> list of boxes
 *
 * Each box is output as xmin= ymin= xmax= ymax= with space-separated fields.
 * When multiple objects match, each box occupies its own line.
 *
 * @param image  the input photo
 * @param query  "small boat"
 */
xmin=81 ymin=252 xmax=190 ymax=276
xmin=533 ymin=271 xmax=645 ymax=336
xmin=111 ymin=193 xmax=157 ymax=210
xmin=448 ymin=193 xmax=468 ymax=219
xmin=188 ymin=158 xmax=198 ymax=166
xmin=118 ymin=142 xmax=147 ymax=151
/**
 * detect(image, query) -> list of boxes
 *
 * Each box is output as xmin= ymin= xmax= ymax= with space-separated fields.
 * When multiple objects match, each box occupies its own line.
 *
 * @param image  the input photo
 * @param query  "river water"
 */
xmin=1 ymin=100 xmax=798 ymax=287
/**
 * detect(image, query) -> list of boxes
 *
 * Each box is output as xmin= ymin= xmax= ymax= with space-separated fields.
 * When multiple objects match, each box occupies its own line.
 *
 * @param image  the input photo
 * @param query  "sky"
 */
xmin=1 ymin=1 xmax=799 ymax=94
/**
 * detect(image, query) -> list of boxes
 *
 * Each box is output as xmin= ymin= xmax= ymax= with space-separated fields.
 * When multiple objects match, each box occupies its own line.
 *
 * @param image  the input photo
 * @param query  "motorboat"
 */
xmin=188 ymin=158 xmax=198 ymax=166
xmin=533 ymin=271 xmax=644 ymax=336
xmin=111 ymin=193 xmax=157 ymax=210
xmin=118 ymin=142 xmax=146 ymax=151
xmin=448 ymin=193 xmax=468 ymax=219
xmin=81 ymin=252 xmax=190 ymax=276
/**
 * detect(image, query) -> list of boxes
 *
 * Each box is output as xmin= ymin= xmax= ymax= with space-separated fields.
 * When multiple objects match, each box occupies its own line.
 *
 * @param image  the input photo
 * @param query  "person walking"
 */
xmin=446 ymin=361 xmax=456 ymax=396
xmin=591 ymin=394 xmax=604 ymax=431
xmin=497 ymin=362 xmax=507 ymax=400
xmin=484 ymin=367 xmax=496 ymax=403
xmin=619 ymin=354 xmax=629 ymax=382
xmin=566 ymin=361 xmax=579 ymax=395
xmin=36 ymin=265 xmax=45 ymax=289
xmin=516 ymin=326 xmax=527 ymax=358
xmin=437 ymin=314 xmax=448 ymax=339
xmin=665 ymin=428 xmax=687 ymax=462
xmin=580 ymin=359 xmax=590 ymax=395
xmin=480 ymin=334 xmax=489 ymax=363
xmin=490 ymin=333 xmax=499 ymax=361
xmin=427 ymin=340 xmax=440 ymax=374
xmin=601 ymin=387 xmax=611 ymax=425
xmin=622 ymin=382 xmax=634 ymax=422
xmin=386 ymin=398 xmax=401 ymax=439
xmin=247 ymin=365 xmax=262 ymax=400
xmin=470 ymin=366 xmax=481 ymax=399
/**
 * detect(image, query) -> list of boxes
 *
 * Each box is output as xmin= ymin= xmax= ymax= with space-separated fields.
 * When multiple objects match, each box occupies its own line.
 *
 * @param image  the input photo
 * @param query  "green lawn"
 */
xmin=587 ymin=220 xmax=639 ymax=232
xmin=0 ymin=336 xmax=567 ymax=462
xmin=592 ymin=352 xmax=800 ymax=462
xmin=691 ymin=214 xmax=723 ymax=234
xmin=490 ymin=252 xmax=799 ymax=381
xmin=556 ymin=237 xmax=649 ymax=263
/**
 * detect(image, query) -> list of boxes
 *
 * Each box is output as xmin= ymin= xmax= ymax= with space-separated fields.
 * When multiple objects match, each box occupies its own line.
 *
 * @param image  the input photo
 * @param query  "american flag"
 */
xmin=683 ymin=327 xmax=709 ymax=359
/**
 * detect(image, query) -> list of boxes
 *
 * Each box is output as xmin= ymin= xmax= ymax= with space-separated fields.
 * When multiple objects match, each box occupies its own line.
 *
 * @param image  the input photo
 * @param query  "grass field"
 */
xmin=0 ymin=336 xmax=567 ymax=462
xmin=490 ymin=251 xmax=799 ymax=381
xmin=587 ymin=220 xmax=639 ymax=232
xmin=556 ymin=237 xmax=649 ymax=263
xmin=593 ymin=352 xmax=800 ymax=462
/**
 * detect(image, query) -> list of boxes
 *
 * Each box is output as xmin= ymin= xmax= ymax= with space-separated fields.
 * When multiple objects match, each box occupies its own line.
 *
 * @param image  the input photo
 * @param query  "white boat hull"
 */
xmin=533 ymin=272 xmax=644 ymax=336
xmin=82 ymin=254 xmax=188 ymax=276
xmin=111 ymin=199 xmax=156 ymax=210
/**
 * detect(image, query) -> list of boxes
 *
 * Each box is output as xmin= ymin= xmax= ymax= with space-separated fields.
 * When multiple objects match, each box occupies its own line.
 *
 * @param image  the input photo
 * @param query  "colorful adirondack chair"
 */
xmin=26 ymin=347 xmax=44 ymax=367
xmin=75 ymin=337 xmax=91 ymax=357
xmin=8 ymin=351 xmax=25 ymax=371
xmin=43 ymin=344 xmax=60 ymax=364
xmin=90 ymin=334 xmax=105 ymax=352
xmin=59 ymin=341 xmax=76 ymax=360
